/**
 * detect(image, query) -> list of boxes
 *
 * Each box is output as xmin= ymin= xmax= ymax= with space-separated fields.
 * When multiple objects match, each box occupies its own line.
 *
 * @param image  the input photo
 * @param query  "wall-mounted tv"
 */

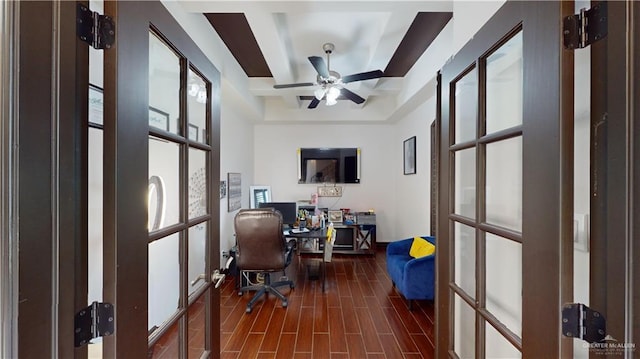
xmin=298 ymin=147 xmax=360 ymax=184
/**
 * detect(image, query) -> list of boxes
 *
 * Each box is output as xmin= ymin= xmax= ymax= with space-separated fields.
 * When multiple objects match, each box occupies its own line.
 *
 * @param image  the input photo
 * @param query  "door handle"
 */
xmin=211 ymin=269 xmax=226 ymax=289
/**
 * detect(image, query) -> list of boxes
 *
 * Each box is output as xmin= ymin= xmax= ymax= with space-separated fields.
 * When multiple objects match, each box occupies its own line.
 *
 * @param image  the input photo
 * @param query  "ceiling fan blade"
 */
xmin=308 ymin=56 xmax=330 ymax=78
xmin=340 ymin=88 xmax=365 ymax=104
xmin=308 ymin=97 xmax=321 ymax=109
xmin=273 ymin=82 xmax=315 ymax=89
xmin=341 ymin=70 xmax=384 ymax=83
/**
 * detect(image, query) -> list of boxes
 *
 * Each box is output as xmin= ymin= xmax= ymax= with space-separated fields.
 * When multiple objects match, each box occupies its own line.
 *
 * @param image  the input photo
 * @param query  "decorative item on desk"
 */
xmin=344 ymin=213 xmax=355 ymax=225
xmin=311 ymin=215 xmax=320 ymax=229
xmin=328 ymin=210 xmax=343 ymax=223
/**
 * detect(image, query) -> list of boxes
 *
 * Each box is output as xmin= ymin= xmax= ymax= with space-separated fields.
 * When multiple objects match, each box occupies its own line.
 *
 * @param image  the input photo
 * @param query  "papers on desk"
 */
xmin=291 ymin=228 xmax=310 ymax=233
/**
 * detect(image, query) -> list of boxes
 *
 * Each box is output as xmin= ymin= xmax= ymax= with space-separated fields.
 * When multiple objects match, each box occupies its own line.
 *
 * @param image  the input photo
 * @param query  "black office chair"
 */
xmin=234 ymin=208 xmax=295 ymax=313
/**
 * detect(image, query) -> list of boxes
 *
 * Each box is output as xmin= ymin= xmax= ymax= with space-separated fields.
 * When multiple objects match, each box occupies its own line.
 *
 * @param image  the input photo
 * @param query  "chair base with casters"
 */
xmin=238 ymin=271 xmax=294 ymax=313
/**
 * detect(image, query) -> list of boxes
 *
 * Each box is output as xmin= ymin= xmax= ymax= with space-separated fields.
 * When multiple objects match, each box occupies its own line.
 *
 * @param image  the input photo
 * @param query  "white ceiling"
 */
xmin=177 ymin=1 xmax=454 ymax=120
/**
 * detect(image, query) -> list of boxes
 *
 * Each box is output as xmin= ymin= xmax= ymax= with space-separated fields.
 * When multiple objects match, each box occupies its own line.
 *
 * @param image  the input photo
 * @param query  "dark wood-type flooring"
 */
xmin=220 ymin=246 xmax=435 ymax=359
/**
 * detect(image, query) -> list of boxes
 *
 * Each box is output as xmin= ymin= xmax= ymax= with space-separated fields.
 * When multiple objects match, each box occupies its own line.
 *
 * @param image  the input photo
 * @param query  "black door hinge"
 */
xmin=74 ymin=301 xmax=115 ymax=347
xmin=562 ymin=303 xmax=606 ymax=343
xmin=563 ymin=2 xmax=607 ymax=50
xmin=76 ymin=3 xmax=115 ymax=50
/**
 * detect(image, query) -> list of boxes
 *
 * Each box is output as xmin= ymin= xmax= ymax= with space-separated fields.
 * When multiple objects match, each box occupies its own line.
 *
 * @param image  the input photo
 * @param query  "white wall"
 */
xmin=394 ymin=96 xmax=436 ymax=239
xmin=253 ymin=124 xmax=397 ymax=241
xmin=452 ymin=1 xmax=507 ymax=54
xmin=219 ymin=80 xmax=256 ymax=256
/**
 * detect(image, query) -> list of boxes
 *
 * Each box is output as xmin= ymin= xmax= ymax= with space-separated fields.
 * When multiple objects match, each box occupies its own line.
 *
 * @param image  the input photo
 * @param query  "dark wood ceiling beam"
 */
xmin=204 ymin=13 xmax=272 ymax=77
xmin=383 ymin=12 xmax=453 ymax=77
xmin=204 ymin=11 xmax=452 ymax=79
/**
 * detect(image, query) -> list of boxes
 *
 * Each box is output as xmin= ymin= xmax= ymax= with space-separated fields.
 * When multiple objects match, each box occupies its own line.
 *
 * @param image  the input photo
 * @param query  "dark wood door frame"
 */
xmin=633 ymin=2 xmax=640 ymax=347
xmin=430 ymin=118 xmax=438 ymax=238
xmin=590 ymin=0 xmax=640 ymax=348
xmin=16 ymin=1 xmax=88 ymax=358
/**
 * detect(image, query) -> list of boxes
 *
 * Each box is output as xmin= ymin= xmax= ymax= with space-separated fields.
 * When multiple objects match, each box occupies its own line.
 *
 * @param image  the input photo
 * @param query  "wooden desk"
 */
xmin=286 ymin=228 xmax=325 ymax=253
xmin=286 ymin=228 xmax=330 ymax=291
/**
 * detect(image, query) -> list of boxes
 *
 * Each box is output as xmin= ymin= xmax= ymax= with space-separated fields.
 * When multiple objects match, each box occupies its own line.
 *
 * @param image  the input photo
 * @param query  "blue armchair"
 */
xmin=386 ymin=236 xmax=435 ymax=310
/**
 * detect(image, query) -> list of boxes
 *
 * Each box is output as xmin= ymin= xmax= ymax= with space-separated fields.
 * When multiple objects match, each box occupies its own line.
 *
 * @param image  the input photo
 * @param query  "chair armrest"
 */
xmin=401 ymin=253 xmax=436 ymax=300
xmin=386 ymin=238 xmax=414 ymax=256
xmin=405 ymin=254 xmax=435 ymax=276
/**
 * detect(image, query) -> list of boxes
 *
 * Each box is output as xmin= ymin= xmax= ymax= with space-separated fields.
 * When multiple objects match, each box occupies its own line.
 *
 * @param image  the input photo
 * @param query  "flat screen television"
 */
xmin=298 ymin=147 xmax=360 ymax=184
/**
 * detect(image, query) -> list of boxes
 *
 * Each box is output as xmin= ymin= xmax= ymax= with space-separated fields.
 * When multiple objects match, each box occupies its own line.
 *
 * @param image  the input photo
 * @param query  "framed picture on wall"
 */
xmin=88 ymin=84 xmax=104 ymax=126
xmin=188 ymin=123 xmax=199 ymax=141
xmin=227 ymin=173 xmax=241 ymax=212
xmin=220 ymin=180 xmax=227 ymax=199
xmin=149 ymin=106 xmax=170 ymax=131
xmin=404 ymin=136 xmax=416 ymax=175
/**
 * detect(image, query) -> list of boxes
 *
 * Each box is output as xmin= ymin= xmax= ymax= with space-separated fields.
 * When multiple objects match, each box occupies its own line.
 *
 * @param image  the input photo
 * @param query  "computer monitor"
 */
xmin=258 ymin=202 xmax=297 ymax=227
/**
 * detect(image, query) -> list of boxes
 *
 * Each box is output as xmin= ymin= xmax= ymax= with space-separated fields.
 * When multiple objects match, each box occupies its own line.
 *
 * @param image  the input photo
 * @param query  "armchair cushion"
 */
xmin=386 ymin=236 xmax=435 ymax=302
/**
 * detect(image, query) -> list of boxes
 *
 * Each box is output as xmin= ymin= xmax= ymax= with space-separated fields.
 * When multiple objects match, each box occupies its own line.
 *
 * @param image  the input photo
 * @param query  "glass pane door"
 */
xmin=450 ymin=29 xmax=524 ymax=358
xmin=147 ymin=30 xmax=213 ymax=359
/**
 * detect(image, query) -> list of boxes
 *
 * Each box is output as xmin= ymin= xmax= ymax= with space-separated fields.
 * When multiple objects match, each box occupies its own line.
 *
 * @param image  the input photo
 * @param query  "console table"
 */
xmin=287 ymin=213 xmax=376 ymax=256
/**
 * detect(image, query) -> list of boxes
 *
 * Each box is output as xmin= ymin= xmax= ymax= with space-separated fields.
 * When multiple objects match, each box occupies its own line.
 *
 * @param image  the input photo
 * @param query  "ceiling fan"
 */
xmin=273 ymin=43 xmax=384 ymax=109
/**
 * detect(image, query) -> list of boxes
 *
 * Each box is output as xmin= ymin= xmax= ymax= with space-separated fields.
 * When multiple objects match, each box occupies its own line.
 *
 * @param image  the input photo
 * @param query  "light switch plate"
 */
xmin=318 ymin=186 xmax=343 ymax=197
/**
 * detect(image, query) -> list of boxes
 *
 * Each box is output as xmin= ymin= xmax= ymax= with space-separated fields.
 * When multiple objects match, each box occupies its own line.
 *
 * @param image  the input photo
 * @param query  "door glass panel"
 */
xmin=486 ymin=233 xmax=522 ymax=337
xmin=454 ymin=68 xmax=478 ymax=144
xmin=87 ymin=126 xmax=104 ymax=358
xmin=485 ymin=322 xmax=521 ymax=358
xmin=486 ymin=32 xmax=523 ymax=134
xmin=88 ymin=128 xmax=103 ymax=303
xmin=573 ymin=1 xmax=591 ymax=357
xmin=454 ymin=293 xmax=475 ymax=359
xmin=188 ymin=148 xmax=207 ymax=220
xmin=454 ymin=221 xmax=476 ymax=298
xmin=486 ymin=137 xmax=522 ymax=231
xmin=188 ymin=223 xmax=207 ymax=296
xmin=149 ymin=319 xmax=179 ymax=359
xmin=149 ymin=137 xmax=180 ymax=230
xmin=455 ymin=148 xmax=476 ymax=219
xmin=188 ymin=295 xmax=206 ymax=358
xmin=149 ymin=32 xmax=180 ymax=134
xmin=148 ymin=233 xmax=180 ymax=330
xmin=187 ymin=68 xmax=207 ymax=144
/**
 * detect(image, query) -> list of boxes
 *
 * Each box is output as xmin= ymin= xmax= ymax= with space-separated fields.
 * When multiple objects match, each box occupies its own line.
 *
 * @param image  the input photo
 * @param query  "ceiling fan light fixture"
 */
xmin=314 ymin=87 xmax=327 ymax=101
xmin=188 ymin=83 xmax=200 ymax=97
xmin=196 ymin=90 xmax=207 ymax=104
xmin=326 ymin=96 xmax=338 ymax=106
xmin=272 ymin=43 xmax=383 ymax=109
xmin=326 ymin=86 xmax=341 ymax=101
